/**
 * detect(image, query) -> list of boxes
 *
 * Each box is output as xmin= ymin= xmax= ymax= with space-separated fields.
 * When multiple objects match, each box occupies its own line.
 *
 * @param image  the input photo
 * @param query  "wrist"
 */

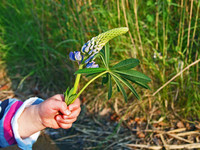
xmin=18 ymin=104 xmax=45 ymax=139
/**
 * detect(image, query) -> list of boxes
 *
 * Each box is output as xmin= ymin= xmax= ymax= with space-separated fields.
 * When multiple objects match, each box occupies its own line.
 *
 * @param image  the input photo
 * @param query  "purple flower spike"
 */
xmin=69 ymin=52 xmax=76 ymax=61
xmin=74 ymin=51 xmax=83 ymax=61
xmin=86 ymin=61 xmax=99 ymax=68
xmin=85 ymin=54 xmax=95 ymax=64
xmin=88 ymin=49 xmax=93 ymax=55
xmin=81 ymin=44 xmax=87 ymax=53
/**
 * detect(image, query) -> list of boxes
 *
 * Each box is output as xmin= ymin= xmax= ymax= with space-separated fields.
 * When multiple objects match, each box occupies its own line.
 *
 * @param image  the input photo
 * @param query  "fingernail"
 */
xmin=57 ymin=116 xmax=60 ymax=121
xmin=63 ymin=115 xmax=68 ymax=119
xmin=69 ymin=106 xmax=73 ymax=111
xmin=66 ymin=109 xmax=71 ymax=115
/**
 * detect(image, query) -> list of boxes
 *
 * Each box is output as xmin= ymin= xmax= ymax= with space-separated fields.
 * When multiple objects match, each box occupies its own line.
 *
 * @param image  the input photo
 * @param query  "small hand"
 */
xmin=38 ymin=94 xmax=81 ymax=129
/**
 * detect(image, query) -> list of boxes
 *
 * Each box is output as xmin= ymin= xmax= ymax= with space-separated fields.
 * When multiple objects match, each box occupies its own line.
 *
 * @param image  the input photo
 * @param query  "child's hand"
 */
xmin=38 ymin=94 xmax=81 ymax=129
xmin=18 ymin=94 xmax=81 ymax=139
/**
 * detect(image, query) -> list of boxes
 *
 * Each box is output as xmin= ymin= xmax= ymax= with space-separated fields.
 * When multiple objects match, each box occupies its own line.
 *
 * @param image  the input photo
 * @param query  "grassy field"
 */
xmin=0 ymin=0 xmax=199 ymax=123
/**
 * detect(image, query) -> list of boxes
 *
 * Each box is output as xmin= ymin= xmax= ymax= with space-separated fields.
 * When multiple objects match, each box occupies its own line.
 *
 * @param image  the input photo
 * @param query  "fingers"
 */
xmin=56 ymin=115 xmax=77 ymax=124
xmin=65 ymin=107 xmax=81 ymax=119
xmin=58 ymin=123 xmax=72 ymax=129
xmin=68 ymin=98 xmax=81 ymax=111
xmin=51 ymin=94 xmax=64 ymax=101
xmin=49 ymin=99 xmax=68 ymax=115
xmin=56 ymin=115 xmax=77 ymax=129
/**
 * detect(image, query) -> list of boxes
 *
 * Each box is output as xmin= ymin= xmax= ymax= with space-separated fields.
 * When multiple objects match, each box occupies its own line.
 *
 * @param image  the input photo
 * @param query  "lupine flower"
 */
xmin=86 ymin=61 xmax=99 ymax=68
xmin=69 ymin=51 xmax=83 ymax=62
xmin=70 ymin=27 xmax=129 ymax=68
xmin=69 ymin=52 xmax=76 ymax=61
xmin=85 ymin=53 xmax=95 ymax=64
xmin=81 ymin=27 xmax=129 ymax=55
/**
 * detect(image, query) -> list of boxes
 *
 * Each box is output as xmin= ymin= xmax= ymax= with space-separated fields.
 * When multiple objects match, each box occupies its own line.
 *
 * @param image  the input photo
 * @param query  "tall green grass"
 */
xmin=0 ymin=0 xmax=199 ymax=119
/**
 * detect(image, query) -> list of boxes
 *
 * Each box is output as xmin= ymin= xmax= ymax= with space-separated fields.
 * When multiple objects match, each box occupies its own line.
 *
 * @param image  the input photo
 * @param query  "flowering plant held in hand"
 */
xmin=65 ymin=27 xmax=151 ymax=105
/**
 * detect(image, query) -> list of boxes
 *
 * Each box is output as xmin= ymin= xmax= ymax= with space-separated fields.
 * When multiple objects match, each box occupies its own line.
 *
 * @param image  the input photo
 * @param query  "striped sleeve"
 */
xmin=0 ymin=97 xmax=44 ymax=149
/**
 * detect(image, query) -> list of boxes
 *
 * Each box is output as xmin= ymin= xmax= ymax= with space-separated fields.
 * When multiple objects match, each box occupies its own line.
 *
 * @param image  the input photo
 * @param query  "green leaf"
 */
xmin=68 ymin=87 xmax=74 ymax=97
xmin=105 ymin=43 xmax=110 ymax=68
xmin=75 ymin=68 xmax=106 ymax=74
xmin=111 ymin=58 xmax=140 ymax=70
xmin=65 ymin=87 xmax=70 ymax=96
xmin=112 ymin=75 xmax=127 ymax=102
xmin=114 ymin=70 xmax=151 ymax=83
xmin=125 ymin=76 xmax=150 ymax=89
xmin=64 ymin=87 xmax=70 ymax=102
xmin=102 ymin=73 xmax=108 ymax=85
xmin=98 ymin=51 xmax=107 ymax=68
xmin=134 ymin=80 xmax=150 ymax=89
xmin=108 ymin=74 xmax=112 ymax=99
xmin=113 ymin=73 xmax=140 ymax=100
xmin=66 ymin=94 xmax=77 ymax=105
xmin=86 ymin=73 xmax=99 ymax=78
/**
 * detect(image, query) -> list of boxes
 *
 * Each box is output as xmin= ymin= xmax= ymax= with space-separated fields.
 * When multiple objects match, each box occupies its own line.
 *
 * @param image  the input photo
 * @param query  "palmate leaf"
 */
xmin=75 ymin=68 xmax=106 ymax=74
xmin=97 ymin=52 xmax=107 ymax=68
xmin=111 ymin=75 xmax=128 ymax=102
xmin=111 ymin=58 xmax=140 ymax=70
xmin=114 ymin=70 xmax=151 ymax=83
xmin=102 ymin=73 xmax=108 ymax=85
xmin=123 ymin=75 xmax=150 ymax=89
xmin=108 ymin=74 xmax=112 ymax=99
xmin=112 ymin=73 xmax=140 ymax=100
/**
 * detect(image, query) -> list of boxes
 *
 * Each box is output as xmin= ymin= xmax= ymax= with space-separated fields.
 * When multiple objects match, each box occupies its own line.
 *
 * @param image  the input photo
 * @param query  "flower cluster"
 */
xmin=69 ymin=27 xmax=129 ymax=68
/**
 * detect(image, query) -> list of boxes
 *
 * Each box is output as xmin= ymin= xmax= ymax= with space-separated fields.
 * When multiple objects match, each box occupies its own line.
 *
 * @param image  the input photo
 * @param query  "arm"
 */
xmin=17 ymin=94 xmax=81 ymax=139
xmin=0 ymin=94 xmax=81 ymax=149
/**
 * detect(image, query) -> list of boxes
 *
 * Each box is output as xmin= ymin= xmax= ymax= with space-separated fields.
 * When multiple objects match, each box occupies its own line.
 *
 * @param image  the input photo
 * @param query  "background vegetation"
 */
xmin=0 ymin=0 xmax=199 ymax=124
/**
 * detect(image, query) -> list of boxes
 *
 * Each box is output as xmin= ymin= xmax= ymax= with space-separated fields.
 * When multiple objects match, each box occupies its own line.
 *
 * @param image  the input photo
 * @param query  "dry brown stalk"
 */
xmin=153 ymin=58 xmax=200 ymax=96
xmin=166 ymin=143 xmax=200 ymax=149
xmin=126 ymin=144 xmax=162 ymax=150
xmin=127 ymin=143 xmax=200 ymax=150
xmin=160 ymin=134 xmax=169 ymax=150
xmin=121 ymin=0 xmax=137 ymax=57
xmin=176 ymin=131 xmax=200 ymax=137
xmin=133 ymin=0 xmax=144 ymax=57
xmin=167 ymin=133 xmax=193 ymax=144
xmin=167 ymin=128 xmax=186 ymax=133
xmin=186 ymin=0 xmax=194 ymax=61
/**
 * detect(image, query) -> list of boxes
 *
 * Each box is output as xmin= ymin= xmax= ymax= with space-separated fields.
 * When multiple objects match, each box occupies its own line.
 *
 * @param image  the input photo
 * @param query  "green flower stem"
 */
xmin=70 ymin=70 xmax=108 ymax=104
xmin=73 ymin=64 xmax=83 ymax=94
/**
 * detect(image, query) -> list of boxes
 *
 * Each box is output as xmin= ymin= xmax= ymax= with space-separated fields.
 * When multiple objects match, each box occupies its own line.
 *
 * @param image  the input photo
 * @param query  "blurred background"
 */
xmin=0 ymin=0 xmax=199 ymax=149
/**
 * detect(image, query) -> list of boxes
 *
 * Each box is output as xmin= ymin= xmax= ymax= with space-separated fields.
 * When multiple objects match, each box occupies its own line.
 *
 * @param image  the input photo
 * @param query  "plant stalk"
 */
xmin=73 ymin=64 xmax=83 ymax=94
xmin=71 ymin=70 xmax=108 ymax=104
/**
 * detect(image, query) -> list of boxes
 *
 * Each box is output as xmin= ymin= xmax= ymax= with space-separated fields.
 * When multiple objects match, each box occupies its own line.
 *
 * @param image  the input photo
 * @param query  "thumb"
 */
xmin=50 ymin=100 xmax=69 ymax=115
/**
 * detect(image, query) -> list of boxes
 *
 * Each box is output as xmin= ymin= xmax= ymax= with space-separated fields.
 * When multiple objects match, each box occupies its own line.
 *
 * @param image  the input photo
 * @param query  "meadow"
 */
xmin=0 ymin=0 xmax=199 ymax=128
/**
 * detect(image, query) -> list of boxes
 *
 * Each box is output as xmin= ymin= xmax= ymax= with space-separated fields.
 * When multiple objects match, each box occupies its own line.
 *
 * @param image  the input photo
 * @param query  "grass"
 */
xmin=0 ymin=0 xmax=199 ymax=121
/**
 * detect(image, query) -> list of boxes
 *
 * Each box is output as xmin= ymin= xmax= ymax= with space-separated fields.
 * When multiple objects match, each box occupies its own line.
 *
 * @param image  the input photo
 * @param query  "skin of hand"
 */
xmin=18 ymin=94 xmax=81 ymax=139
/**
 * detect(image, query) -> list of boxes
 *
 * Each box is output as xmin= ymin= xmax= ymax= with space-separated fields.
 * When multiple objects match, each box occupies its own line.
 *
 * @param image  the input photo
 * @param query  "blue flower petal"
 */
xmin=86 ymin=61 xmax=99 ymax=68
xmin=88 ymin=49 xmax=93 ymax=55
xmin=74 ymin=51 xmax=82 ymax=61
xmin=86 ymin=62 xmax=93 ymax=68
xmin=91 ymin=63 xmax=99 ymax=68
xmin=81 ymin=44 xmax=87 ymax=53
xmin=84 ymin=46 xmax=90 ymax=53
xmin=69 ymin=52 xmax=76 ymax=61
xmin=85 ymin=54 xmax=94 ymax=64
